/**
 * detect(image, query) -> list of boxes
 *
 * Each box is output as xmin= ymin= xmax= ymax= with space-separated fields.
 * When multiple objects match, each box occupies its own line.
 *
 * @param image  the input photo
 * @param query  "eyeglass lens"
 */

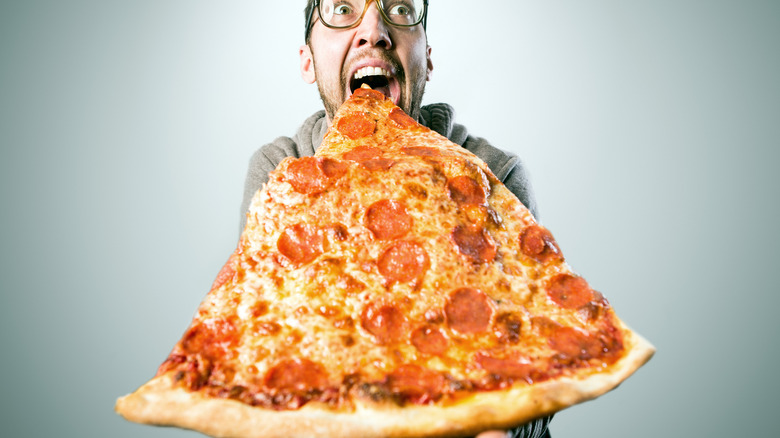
xmin=319 ymin=0 xmax=424 ymax=27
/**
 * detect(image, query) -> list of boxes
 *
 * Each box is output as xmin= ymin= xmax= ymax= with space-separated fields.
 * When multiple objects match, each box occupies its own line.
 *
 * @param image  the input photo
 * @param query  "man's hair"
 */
xmin=304 ymin=0 xmax=428 ymax=44
xmin=304 ymin=0 xmax=316 ymax=43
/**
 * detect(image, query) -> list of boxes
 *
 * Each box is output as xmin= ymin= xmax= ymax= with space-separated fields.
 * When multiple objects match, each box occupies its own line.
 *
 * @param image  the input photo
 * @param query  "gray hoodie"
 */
xmin=240 ymin=103 xmax=539 ymax=231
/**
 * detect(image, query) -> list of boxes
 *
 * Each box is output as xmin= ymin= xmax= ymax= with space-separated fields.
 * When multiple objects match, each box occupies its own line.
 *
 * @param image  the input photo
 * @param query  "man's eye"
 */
xmin=334 ymin=4 xmax=353 ymax=15
xmin=388 ymin=4 xmax=411 ymax=16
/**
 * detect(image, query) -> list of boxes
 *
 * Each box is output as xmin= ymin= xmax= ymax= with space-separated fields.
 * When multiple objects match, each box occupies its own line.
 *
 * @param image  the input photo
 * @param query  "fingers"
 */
xmin=475 ymin=431 xmax=509 ymax=438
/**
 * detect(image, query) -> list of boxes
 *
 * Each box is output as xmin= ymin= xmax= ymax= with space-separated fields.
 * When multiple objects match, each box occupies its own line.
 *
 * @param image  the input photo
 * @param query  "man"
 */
xmin=240 ymin=2 xmax=552 ymax=437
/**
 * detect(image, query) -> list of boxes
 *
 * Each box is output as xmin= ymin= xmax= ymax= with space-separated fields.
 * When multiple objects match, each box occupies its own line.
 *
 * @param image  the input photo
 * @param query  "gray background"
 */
xmin=1 ymin=0 xmax=778 ymax=437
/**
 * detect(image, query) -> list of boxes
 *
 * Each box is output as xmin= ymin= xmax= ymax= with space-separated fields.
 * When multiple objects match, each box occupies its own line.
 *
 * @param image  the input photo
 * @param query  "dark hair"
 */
xmin=304 ymin=0 xmax=316 ymax=43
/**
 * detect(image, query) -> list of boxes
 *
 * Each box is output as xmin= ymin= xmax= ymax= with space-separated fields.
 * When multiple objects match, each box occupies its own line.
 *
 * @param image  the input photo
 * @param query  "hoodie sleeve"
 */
xmin=239 ymin=111 xmax=327 ymax=233
xmin=421 ymin=104 xmax=540 ymax=219
xmin=239 ymin=137 xmax=300 ymax=233
xmin=461 ymin=135 xmax=540 ymax=220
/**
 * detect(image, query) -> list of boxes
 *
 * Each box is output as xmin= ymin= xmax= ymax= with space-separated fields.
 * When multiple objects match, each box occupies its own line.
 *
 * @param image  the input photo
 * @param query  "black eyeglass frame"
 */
xmin=305 ymin=0 xmax=428 ymax=43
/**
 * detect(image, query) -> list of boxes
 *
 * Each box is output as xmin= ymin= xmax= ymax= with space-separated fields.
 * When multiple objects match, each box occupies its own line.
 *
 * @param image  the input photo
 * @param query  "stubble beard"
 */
xmin=404 ymin=67 xmax=426 ymax=122
xmin=312 ymin=52 xmax=427 ymax=123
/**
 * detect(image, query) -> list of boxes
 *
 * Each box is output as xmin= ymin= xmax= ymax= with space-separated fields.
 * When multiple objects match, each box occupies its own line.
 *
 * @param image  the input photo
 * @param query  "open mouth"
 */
xmin=349 ymin=66 xmax=396 ymax=102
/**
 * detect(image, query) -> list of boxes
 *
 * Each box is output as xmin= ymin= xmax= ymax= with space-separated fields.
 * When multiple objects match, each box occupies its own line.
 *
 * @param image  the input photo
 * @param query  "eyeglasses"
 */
xmin=305 ymin=0 xmax=428 ymax=42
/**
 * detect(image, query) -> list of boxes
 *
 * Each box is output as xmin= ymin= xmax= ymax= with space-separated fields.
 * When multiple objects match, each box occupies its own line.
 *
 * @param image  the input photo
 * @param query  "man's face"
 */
xmin=300 ymin=1 xmax=433 ymax=124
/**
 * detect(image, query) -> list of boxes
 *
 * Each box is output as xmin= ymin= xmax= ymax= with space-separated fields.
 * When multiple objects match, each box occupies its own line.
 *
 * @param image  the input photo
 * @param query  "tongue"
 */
xmin=373 ymin=84 xmax=391 ymax=99
xmin=358 ymin=82 xmax=391 ymax=100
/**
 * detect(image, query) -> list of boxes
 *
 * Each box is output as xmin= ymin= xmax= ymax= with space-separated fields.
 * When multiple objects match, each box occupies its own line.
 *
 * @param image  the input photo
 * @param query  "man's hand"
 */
xmin=476 ymin=431 xmax=508 ymax=438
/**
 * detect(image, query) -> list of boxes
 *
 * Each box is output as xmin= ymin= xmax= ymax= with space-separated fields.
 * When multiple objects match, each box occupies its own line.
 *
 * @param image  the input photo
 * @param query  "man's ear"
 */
xmin=426 ymin=45 xmax=433 ymax=81
xmin=300 ymin=45 xmax=316 ymax=84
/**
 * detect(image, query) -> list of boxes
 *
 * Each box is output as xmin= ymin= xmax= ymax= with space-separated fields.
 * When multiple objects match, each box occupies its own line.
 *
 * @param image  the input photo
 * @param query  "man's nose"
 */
xmin=354 ymin=1 xmax=392 ymax=49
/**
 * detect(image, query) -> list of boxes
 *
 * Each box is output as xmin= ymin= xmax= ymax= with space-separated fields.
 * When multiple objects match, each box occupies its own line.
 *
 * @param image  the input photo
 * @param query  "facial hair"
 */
xmin=311 ymin=49 xmax=427 ymax=123
xmin=313 ymin=52 xmax=345 ymax=123
xmin=403 ymin=61 xmax=427 ymax=122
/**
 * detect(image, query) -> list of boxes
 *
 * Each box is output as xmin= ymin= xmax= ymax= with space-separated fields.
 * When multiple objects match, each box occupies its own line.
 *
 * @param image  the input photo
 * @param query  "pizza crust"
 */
xmin=116 ymin=326 xmax=653 ymax=438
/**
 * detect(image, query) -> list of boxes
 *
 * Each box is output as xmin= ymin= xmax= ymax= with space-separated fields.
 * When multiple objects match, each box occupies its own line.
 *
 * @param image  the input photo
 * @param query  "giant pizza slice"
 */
xmin=116 ymin=86 xmax=654 ymax=438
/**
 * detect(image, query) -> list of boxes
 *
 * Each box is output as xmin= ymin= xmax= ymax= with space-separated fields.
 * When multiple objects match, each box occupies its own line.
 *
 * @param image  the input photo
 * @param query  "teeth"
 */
xmin=353 ymin=66 xmax=391 ymax=80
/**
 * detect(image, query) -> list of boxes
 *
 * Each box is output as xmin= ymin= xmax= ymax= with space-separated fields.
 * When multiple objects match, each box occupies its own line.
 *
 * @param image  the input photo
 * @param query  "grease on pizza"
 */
xmin=116 ymin=87 xmax=654 ymax=438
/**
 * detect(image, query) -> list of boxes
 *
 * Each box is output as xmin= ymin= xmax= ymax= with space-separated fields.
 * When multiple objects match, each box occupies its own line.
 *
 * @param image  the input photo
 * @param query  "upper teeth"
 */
xmin=354 ymin=66 xmax=391 ymax=80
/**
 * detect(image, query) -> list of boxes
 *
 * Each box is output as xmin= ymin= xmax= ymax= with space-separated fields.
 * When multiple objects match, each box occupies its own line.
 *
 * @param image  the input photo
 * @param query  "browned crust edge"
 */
xmin=115 ymin=326 xmax=654 ymax=438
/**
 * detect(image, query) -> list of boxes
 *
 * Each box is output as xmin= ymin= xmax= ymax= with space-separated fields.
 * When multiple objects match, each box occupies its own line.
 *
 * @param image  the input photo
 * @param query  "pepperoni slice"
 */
xmin=401 ymin=146 xmax=441 ymax=157
xmin=520 ymin=225 xmax=563 ymax=264
xmin=593 ymin=321 xmax=624 ymax=360
xmin=377 ymin=241 xmax=429 ymax=284
xmin=411 ymin=325 xmax=448 ymax=355
xmin=342 ymin=146 xmax=381 ymax=162
xmin=531 ymin=315 xmax=561 ymax=337
xmin=546 ymin=274 xmax=594 ymax=309
xmin=445 ymin=288 xmax=493 ymax=334
xmin=361 ymin=158 xmax=396 ymax=171
xmin=320 ymin=157 xmax=348 ymax=178
xmin=578 ymin=293 xmax=608 ymax=322
xmin=386 ymin=364 xmax=446 ymax=403
xmin=389 ymin=107 xmax=418 ymax=129
xmin=451 ymin=225 xmax=497 ymax=263
xmin=210 ymin=251 xmax=238 ymax=291
xmin=181 ymin=318 xmax=239 ymax=361
xmin=352 ymin=87 xmax=386 ymax=100
xmin=549 ymin=327 xmax=604 ymax=361
xmin=366 ymin=199 xmax=412 ymax=240
xmin=447 ymin=175 xmax=487 ymax=205
xmin=277 ymin=224 xmax=323 ymax=264
xmin=286 ymin=157 xmax=347 ymax=195
xmin=286 ymin=157 xmax=324 ymax=194
xmin=265 ymin=358 xmax=328 ymax=392
xmin=360 ymin=303 xmax=407 ymax=344
xmin=337 ymin=112 xmax=376 ymax=139
xmin=476 ymin=353 xmax=533 ymax=384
